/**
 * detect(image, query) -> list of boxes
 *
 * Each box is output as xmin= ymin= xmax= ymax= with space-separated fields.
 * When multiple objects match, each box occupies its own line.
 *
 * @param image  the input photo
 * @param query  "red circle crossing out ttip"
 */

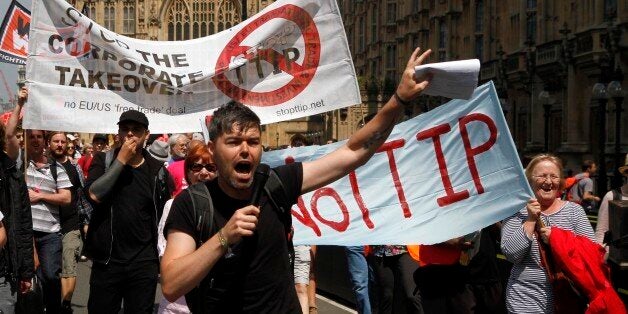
xmin=212 ymin=4 xmax=321 ymax=106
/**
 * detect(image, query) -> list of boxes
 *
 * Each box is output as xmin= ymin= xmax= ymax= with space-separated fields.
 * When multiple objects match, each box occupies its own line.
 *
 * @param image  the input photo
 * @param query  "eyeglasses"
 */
xmin=67 ymin=146 xmax=75 ymax=150
xmin=190 ymin=163 xmax=217 ymax=173
xmin=532 ymin=174 xmax=560 ymax=182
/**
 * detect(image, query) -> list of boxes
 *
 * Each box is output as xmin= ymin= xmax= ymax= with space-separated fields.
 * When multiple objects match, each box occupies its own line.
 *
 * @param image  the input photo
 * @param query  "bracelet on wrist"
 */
xmin=394 ymin=92 xmax=411 ymax=106
xmin=217 ymin=229 xmax=234 ymax=258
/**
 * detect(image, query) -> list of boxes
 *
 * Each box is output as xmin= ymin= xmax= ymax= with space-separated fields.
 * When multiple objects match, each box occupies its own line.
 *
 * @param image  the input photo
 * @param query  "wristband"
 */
xmin=217 ymin=229 xmax=233 ymax=258
xmin=394 ymin=92 xmax=411 ymax=106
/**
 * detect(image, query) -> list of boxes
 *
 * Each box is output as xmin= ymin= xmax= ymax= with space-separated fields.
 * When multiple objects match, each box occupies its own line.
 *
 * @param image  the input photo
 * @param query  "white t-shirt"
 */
xmin=595 ymin=186 xmax=628 ymax=245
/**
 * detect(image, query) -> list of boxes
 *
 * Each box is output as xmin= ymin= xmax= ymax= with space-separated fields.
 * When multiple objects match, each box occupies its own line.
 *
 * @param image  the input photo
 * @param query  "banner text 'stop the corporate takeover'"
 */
xmin=24 ymin=0 xmax=360 ymax=133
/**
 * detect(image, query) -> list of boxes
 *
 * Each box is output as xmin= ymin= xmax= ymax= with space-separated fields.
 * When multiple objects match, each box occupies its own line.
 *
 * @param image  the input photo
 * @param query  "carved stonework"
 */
xmin=138 ymin=0 xmax=145 ymax=21
xmin=149 ymin=0 xmax=159 ymax=24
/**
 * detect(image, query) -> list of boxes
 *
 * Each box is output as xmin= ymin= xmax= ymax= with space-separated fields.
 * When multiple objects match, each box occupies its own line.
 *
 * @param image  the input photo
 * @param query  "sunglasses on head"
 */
xmin=190 ymin=163 xmax=216 ymax=172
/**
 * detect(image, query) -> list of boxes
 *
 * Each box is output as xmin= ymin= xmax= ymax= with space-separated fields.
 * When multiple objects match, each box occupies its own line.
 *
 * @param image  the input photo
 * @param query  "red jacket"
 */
xmin=549 ymin=227 xmax=626 ymax=314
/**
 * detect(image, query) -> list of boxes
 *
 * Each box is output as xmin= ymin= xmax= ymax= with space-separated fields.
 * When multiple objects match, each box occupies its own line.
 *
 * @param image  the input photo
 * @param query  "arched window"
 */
xmin=475 ymin=0 xmax=483 ymax=32
xmin=526 ymin=0 xmax=537 ymax=42
xmin=104 ymin=4 xmax=115 ymax=31
xmin=438 ymin=20 xmax=447 ymax=61
xmin=167 ymin=0 xmax=191 ymax=41
xmin=168 ymin=23 xmax=174 ymax=41
xmin=123 ymin=4 xmax=135 ymax=34
xmin=184 ymin=22 xmax=190 ymax=39
xmin=218 ymin=0 xmax=240 ymax=32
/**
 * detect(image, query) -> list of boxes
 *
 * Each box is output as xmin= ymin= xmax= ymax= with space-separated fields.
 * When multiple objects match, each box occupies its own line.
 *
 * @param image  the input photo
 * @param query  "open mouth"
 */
xmin=541 ymin=186 xmax=553 ymax=192
xmin=234 ymin=161 xmax=252 ymax=174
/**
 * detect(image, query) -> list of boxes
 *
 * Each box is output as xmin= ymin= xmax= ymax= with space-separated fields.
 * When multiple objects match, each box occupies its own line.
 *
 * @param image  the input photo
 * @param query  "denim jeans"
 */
xmin=0 ymin=278 xmax=15 ymax=314
xmin=345 ymin=246 xmax=372 ymax=314
xmin=34 ymin=231 xmax=62 ymax=314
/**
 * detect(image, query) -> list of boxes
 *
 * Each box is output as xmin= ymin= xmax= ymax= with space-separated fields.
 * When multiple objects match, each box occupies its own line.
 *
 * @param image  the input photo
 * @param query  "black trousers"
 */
xmin=87 ymin=259 xmax=159 ymax=314
xmin=414 ymin=264 xmax=505 ymax=314
xmin=370 ymin=253 xmax=423 ymax=314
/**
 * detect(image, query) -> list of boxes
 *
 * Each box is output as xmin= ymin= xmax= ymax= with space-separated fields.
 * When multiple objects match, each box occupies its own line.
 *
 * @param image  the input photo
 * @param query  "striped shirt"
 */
xmin=26 ymin=160 xmax=72 ymax=233
xmin=501 ymin=201 xmax=595 ymax=313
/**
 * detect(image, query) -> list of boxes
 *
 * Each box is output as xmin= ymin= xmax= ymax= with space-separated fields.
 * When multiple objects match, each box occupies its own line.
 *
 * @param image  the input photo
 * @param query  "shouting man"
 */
xmin=161 ymin=48 xmax=432 ymax=313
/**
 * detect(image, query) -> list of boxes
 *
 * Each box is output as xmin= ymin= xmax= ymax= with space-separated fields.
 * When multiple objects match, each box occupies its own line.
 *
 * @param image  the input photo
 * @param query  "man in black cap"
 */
xmin=85 ymin=110 xmax=173 ymax=314
xmin=91 ymin=134 xmax=108 ymax=153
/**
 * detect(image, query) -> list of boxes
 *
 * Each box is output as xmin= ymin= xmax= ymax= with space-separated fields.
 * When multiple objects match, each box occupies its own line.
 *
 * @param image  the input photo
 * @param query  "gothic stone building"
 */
xmin=340 ymin=0 xmax=626 ymax=191
xmin=68 ymin=0 xmax=626 ymax=189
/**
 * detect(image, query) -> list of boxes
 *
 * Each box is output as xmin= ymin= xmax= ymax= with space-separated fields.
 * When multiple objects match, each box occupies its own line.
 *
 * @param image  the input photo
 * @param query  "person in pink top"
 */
xmin=166 ymin=134 xmax=191 ymax=196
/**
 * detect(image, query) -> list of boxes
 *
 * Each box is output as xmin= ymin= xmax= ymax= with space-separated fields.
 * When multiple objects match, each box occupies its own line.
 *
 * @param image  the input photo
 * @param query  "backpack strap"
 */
xmin=189 ymin=182 xmax=214 ymax=248
xmin=263 ymin=169 xmax=295 ymax=268
xmin=47 ymin=157 xmax=58 ymax=183
xmin=264 ymin=170 xmax=292 ymax=234
xmin=612 ymin=189 xmax=622 ymax=201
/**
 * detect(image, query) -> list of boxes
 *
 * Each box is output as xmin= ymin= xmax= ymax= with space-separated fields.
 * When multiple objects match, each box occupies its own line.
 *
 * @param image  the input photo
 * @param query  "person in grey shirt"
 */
xmin=569 ymin=159 xmax=601 ymax=214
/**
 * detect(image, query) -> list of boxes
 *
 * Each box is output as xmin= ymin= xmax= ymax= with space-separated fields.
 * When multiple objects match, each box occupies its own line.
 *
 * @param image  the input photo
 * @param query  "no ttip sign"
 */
xmin=213 ymin=5 xmax=321 ymax=106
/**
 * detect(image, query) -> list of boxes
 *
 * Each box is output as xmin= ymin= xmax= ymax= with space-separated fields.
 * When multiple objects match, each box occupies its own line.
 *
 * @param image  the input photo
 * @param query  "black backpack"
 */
xmin=603 ymin=189 xmax=624 ymax=245
xmin=185 ymin=167 xmax=294 ymax=313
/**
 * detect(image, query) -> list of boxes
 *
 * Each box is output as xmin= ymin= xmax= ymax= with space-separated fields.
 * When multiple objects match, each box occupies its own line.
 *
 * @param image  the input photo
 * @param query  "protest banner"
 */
xmin=262 ymin=82 xmax=533 ymax=245
xmin=0 ymin=0 xmax=30 ymax=65
xmin=24 ymin=0 xmax=359 ymax=133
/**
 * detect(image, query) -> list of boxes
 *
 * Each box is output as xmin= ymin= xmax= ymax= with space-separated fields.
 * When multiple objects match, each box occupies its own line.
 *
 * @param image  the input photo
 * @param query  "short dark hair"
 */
xmin=582 ymin=160 xmax=595 ymax=172
xmin=290 ymin=133 xmax=307 ymax=147
xmin=208 ymin=101 xmax=260 ymax=141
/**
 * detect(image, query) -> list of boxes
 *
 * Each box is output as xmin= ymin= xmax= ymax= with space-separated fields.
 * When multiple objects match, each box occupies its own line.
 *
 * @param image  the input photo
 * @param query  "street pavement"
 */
xmin=71 ymin=260 xmax=356 ymax=314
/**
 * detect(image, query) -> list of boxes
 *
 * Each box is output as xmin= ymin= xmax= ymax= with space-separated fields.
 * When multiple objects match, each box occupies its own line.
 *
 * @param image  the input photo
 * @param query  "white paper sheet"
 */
xmin=414 ymin=59 xmax=480 ymax=100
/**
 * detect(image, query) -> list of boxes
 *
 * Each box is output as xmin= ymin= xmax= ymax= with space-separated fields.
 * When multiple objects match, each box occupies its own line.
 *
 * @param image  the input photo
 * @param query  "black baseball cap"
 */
xmin=118 ymin=110 xmax=149 ymax=128
xmin=92 ymin=134 xmax=108 ymax=142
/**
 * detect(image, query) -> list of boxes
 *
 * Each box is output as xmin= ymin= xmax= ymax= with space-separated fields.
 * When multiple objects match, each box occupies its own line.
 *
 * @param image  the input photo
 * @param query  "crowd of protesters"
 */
xmin=0 ymin=48 xmax=624 ymax=314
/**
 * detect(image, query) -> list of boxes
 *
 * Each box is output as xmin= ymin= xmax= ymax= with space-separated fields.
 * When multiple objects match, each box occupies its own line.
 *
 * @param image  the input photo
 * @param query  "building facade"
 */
xmin=67 ymin=0 xmax=626 ymax=185
xmin=340 ymin=0 xmax=627 ymax=189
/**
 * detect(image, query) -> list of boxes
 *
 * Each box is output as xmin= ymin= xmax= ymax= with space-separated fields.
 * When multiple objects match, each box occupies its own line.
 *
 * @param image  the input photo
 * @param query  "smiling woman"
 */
xmin=501 ymin=154 xmax=595 ymax=313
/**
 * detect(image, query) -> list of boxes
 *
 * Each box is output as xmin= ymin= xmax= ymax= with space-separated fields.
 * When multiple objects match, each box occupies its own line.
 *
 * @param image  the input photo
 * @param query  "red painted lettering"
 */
xmin=416 ymin=124 xmax=470 ymax=207
xmin=291 ymin=197 xmax=322 ymax=236
xmin=458 ymin=113 xmax=497 ymax=194
xmin=376 ymin=139 xmax=411 ymax=217
xmin=348 ymin=171 xmax=375 ymax=228
xmin=310 ymin=187 xmax=350 ymax=232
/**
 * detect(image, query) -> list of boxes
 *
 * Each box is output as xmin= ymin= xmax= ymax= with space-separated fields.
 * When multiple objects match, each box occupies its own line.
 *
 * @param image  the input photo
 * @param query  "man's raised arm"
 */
xmin=301 ymin=48 xmax=432 ymax=194
xmin=5 ymin=87 xmax=27 ymax=160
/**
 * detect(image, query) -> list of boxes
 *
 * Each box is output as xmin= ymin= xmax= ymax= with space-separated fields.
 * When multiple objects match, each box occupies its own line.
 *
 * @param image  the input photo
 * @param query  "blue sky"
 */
xmin=0 ymin=0 xmax=30 ymax=104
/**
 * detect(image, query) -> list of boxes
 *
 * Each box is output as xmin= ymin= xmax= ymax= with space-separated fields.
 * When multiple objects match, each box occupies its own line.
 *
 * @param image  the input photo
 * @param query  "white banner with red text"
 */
xmin=262 ymin=82 xmax=533 ymax=245
xmin=24 ymin=0 xmax=359 ymax=133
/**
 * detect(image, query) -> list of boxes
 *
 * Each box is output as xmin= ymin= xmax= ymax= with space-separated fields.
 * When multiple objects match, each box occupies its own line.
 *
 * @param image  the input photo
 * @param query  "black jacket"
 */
xmin=84 ymin=149 xmax=172 ymax=264
xmin=0 ymin=151 xmax=34 ymax=282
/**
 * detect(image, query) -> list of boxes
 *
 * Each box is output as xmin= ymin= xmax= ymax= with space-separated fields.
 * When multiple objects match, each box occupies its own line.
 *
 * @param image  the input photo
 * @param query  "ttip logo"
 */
xmin=0 ymin=0 xmax=31 ymax=64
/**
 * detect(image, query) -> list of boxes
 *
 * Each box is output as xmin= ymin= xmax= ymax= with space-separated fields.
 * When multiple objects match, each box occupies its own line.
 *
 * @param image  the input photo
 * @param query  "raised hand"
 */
xmin=17 ymin=86 xmax=28 ymax=106
xmin=395 ymin=47 xmax=432 ymax=103
xmin=221 ymin=205 xmax=260 ymax=245
xmin=116 ymin=137 xmax=139 ymax=165
xmin=526 ymin=198 xmax=541 ymax=222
